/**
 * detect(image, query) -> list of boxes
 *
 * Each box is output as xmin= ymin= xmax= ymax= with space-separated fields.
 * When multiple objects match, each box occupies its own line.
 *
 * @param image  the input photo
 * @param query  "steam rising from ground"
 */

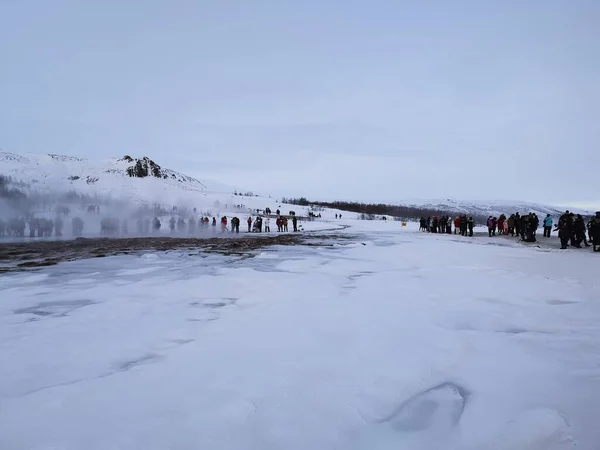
xmin=0 ymin=175 xmax=253 ymax=241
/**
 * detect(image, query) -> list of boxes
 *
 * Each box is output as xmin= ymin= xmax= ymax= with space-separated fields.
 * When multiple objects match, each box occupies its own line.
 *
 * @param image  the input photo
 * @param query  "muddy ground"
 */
xmin=0 ymin=233 xmax=354 ymax=274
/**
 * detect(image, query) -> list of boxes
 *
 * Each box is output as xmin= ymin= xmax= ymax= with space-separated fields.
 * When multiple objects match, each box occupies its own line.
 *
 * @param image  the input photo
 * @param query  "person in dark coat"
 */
xmin=556 ymin=212 xmax=572 ymax=249
xmin=573 ymin=214 xmax=590 ymax=248
xmin=590 ymin=212 xmax=600 ymax=252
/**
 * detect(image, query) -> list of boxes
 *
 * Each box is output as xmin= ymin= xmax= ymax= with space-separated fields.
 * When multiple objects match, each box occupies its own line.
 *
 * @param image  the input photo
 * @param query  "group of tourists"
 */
xmin=556 ymin=211 xmax=600 ymax=251
xmin=419 ymin=211 xmax=600 ymax=251
xmin=419 ymin=215 xmax=475 ymax=236
xmin=158 ymin=213 xmax=300 ymax=235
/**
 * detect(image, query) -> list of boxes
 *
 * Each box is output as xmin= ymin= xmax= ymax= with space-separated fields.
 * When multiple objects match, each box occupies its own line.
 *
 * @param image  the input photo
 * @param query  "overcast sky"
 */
xmin=1 ymin=0 xmax=599 ymax=208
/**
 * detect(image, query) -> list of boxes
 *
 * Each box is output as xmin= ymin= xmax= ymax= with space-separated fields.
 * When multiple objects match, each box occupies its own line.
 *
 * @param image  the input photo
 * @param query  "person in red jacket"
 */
xmin=454 ymin=217 xmax=460 ymax=234
xmin=220 ymin=216 xmax=227 ymax=233
xmin=497 ymin=216 xmax=505 ymax=235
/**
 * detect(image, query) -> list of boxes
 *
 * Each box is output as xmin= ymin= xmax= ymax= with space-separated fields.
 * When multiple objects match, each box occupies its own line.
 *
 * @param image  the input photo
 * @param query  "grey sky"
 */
xmin=1 ymin=0 xmax=599 ymax=207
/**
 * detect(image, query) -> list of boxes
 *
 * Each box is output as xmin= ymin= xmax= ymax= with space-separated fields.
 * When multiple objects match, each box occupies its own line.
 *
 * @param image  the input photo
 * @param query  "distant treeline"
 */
xmin=280 ymin=197 xmax=489 ymax=222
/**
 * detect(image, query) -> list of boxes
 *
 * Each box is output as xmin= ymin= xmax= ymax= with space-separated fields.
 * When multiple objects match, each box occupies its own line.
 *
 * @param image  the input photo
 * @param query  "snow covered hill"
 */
xmin=0 ymin=151 xmax=212 ymax=205
xmin=391 ymin=198 xmax=590 ymax=219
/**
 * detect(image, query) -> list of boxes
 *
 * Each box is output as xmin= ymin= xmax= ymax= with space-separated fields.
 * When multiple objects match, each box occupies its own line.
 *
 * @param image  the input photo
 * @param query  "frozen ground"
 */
xmin=1 ymin=219 xmax=599 ymax=449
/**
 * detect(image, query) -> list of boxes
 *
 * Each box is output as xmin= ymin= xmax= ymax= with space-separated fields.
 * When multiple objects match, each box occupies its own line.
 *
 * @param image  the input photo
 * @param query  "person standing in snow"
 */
xmin=461 ymin=215 xmax=468 ymax=236
xmin=524 ymin=214 xmax=536 ymax=242
xmin=487 ymin=216 xmax=494 ymax=237
xmin=573 ymin=214 xmax=589 ymax=248
xmin=247 ymin=216 xmax=252 ymax=232
xmin=292 ymin=215 xmax=298 ymax=232
xmin=590 ymin=212 xmax=600 ymax=252
xmin=531 ymin=213 xmax=539 ymax=237
xmin=513 ymin=213 xmax=520 ymax=237
xmin=497 ymin=215 xmax=505 ymax=235
xmin=543 ymin=214 xmax=553 ymax=237
xmin=556 ymin=212 xmax=572 ymax=249
xmin=467 ymin=217 xmax=474 ymax=237
xmin=507 ymin=214 xmax=515 ymax=236
xmin=152 ymin=217 xmax=161 ymax=232
xmin=177 ymin=217 xmax=185 ymax=233
xmin=519 ymin=214 xmax=527 ymax=240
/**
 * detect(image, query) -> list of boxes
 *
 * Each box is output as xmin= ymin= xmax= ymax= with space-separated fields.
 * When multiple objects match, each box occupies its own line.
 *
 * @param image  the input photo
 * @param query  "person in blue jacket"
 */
xmin=543 ymin=214 xmax=553 ymax=238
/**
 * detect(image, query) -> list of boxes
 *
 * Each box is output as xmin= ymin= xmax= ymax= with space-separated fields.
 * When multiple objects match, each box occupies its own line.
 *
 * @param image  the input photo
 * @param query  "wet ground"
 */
xmin=2 ymin=227 xmax=593 ymax=275
xmin=0 ymin=233 xmax=354 ymax=274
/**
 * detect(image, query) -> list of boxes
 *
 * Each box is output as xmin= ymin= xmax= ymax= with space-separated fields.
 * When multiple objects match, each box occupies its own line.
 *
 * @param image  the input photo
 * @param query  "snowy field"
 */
xmin=1 ymin=219 xmax=599 ymax=450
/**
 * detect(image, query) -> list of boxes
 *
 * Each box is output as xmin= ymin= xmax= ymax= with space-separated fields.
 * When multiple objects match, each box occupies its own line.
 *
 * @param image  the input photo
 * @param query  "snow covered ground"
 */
xmin=1 ymin=219 xmax=599 ymax=449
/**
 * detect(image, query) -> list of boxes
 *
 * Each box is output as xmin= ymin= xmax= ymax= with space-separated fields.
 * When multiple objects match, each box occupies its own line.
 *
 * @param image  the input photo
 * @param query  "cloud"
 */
xmin=1 ymin=0 xmax=599 ymax=206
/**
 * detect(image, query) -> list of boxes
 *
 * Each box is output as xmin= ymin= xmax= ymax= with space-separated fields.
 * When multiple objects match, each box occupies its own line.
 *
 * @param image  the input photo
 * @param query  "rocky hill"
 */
xmin=0 ymin=152 xmax=208 ymax=204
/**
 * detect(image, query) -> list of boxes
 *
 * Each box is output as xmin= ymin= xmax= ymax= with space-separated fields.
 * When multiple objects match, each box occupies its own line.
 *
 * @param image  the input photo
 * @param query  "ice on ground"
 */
xmin=0 ymin=220 xmax=598 ymax=450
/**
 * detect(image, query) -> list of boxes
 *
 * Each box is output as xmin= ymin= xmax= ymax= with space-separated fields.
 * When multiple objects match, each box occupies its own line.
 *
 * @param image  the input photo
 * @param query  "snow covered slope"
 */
xmin=0 ymin=152 xmax=211 ymax=205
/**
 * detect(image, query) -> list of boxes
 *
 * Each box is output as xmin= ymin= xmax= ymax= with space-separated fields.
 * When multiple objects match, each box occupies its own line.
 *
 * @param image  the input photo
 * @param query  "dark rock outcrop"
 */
xmin=125 ymin=156 xmax=165 ymax=179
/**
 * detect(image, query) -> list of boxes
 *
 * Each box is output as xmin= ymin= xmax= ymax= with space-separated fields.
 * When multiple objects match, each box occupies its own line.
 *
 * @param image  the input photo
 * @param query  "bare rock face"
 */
xmin=124 ymin=156 xmax=166 ymax=179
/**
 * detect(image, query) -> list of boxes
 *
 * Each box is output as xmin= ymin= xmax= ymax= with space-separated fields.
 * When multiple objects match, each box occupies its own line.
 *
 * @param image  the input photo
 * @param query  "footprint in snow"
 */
xmin=347 ymin=382 xmax=469 ymax=450
xmin=380 ymin=382 xmax=469 ymax=433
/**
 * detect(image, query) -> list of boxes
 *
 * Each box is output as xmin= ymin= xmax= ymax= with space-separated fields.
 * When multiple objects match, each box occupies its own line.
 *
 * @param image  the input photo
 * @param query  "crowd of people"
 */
xmin=556 ymin=211 xmax=600 ymax=251
xmin=0 ymin=205 xmax=304 ymax=238
xmin=419 ymin=211 xmax=600 ymax=252
xmin=419 ymin=215 xmax=475 ymax=236
xmin=141 ymin=213 xmax=301 ymax=235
